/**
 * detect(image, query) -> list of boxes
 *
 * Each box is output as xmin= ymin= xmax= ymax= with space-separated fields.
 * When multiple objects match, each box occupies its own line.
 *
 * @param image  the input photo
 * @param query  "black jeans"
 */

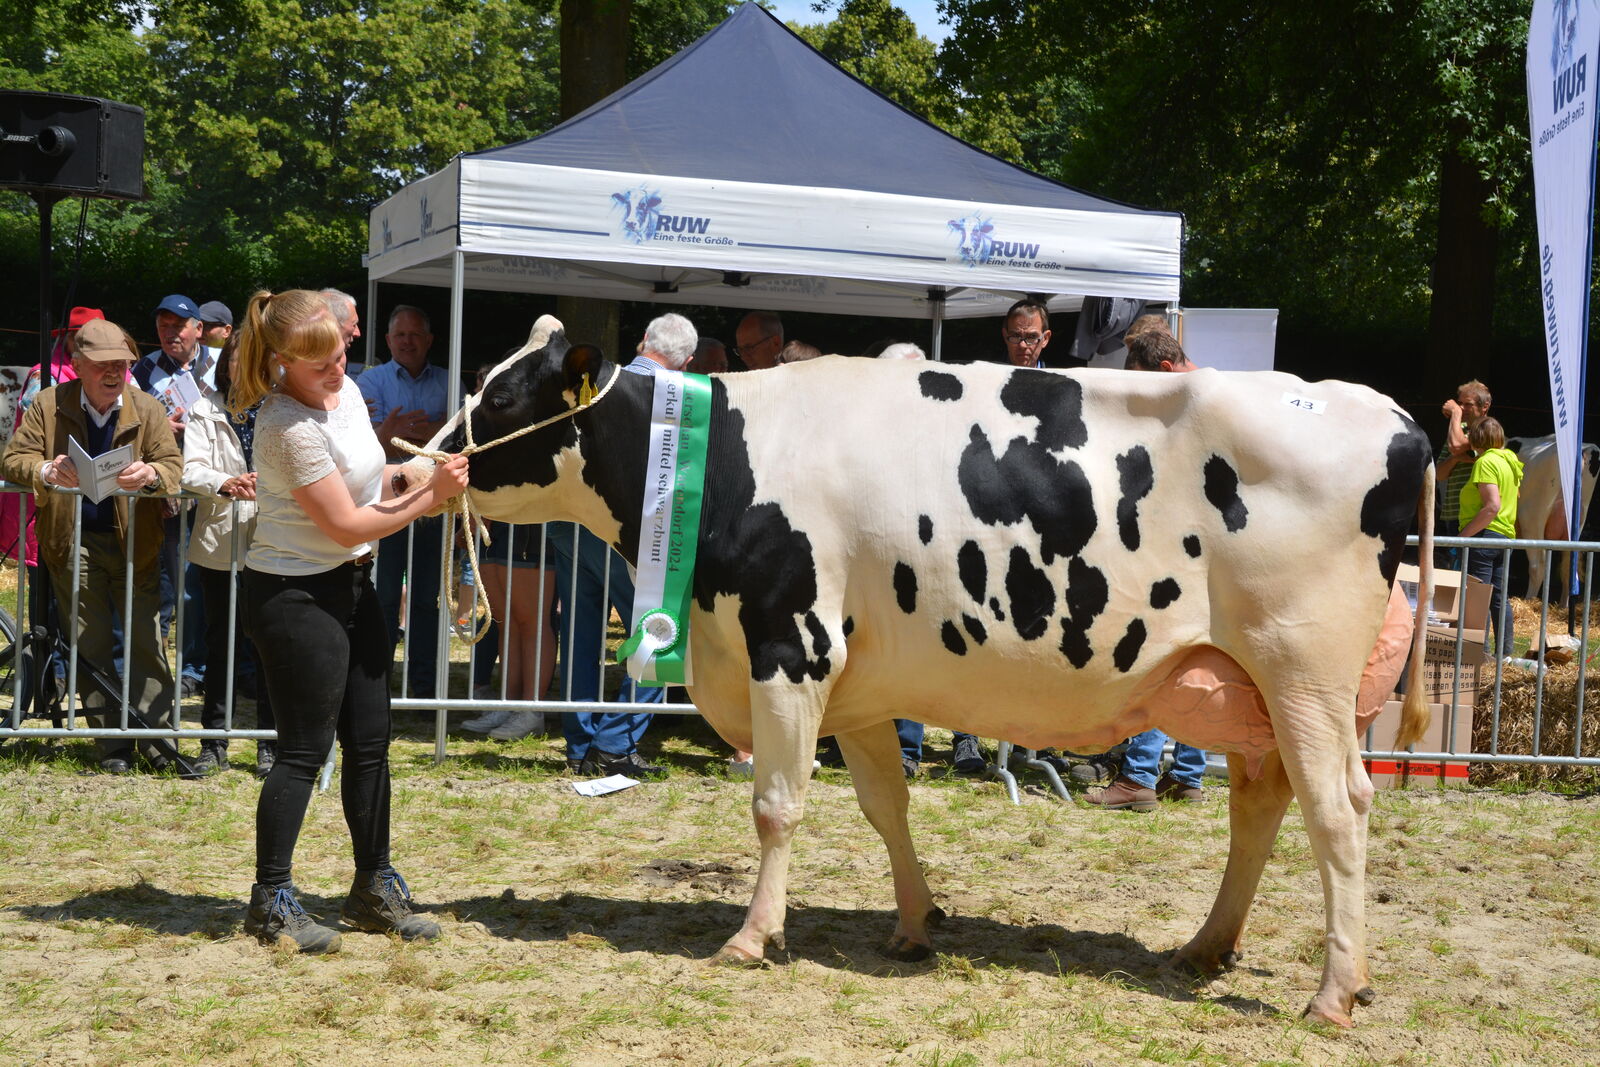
xmin=197 ymin=565 xmax=273 ymax=734
xmin=243 ymin=560 xmax=392 ymax=887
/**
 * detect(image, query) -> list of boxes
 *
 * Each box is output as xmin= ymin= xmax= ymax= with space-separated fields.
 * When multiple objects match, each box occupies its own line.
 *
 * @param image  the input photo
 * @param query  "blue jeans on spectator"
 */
xmin=1465 ymin=530 xmax=1513 ymax=658
xmin=1122 ymin=728 xmax=1206 ymax=790
xmin=895 ymin=719 xmax=922 ymax=762
xmin=548 ymin=522 xmax=662 ymax=759
xmin=375 ymin=515 xmax=444 ymax=692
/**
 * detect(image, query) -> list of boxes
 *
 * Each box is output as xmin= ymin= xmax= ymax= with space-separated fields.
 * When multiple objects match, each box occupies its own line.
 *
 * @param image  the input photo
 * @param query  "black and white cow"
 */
xmin=1505 ymin=434 xmax=1600 ymax=604
xmin=415 ymin=316 xmax=1434 ymax=1027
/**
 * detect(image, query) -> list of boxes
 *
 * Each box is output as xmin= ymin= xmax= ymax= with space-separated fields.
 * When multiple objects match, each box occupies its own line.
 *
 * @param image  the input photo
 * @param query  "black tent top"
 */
xmin=471 ymin=2 xmax=1176 ymax=219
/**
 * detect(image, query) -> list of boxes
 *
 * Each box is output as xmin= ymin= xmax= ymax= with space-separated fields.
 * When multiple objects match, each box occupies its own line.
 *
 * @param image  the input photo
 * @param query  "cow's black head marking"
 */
xmin=920 ymin=370 xmax=963 ymax=402
xmin=1203 ymin=455 xmax=1249 ymax=533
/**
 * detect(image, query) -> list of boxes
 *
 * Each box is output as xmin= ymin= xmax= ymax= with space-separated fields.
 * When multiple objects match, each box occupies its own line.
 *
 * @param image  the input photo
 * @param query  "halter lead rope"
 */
xmin=391 ymin=365 xmax=622 ymax=644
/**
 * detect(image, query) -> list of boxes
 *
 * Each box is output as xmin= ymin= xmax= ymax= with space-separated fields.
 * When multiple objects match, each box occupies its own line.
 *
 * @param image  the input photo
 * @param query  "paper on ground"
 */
xmin=570 ymin=774 xmax=640 ymax=797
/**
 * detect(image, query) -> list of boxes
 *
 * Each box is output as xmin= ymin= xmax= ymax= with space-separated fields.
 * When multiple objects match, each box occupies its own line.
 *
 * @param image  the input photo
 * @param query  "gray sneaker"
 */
xmin=342 ymin=868 xmax=440 ymax=941
xmin=192 ymin=741 xmax=227 ymax=776
xmin=245 ymin=883 xmax=341 ymax=953
xmin=460 ymin=708 xmax=513 ymax=734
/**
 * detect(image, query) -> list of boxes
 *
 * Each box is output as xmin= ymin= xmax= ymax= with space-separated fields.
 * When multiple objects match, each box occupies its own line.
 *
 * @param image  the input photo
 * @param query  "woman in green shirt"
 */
xmin=1458 ymin=416 xmax=1524 ymax=658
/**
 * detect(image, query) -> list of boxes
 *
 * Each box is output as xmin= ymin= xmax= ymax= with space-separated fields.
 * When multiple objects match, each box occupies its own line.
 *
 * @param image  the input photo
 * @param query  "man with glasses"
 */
xmin=733 ymin=311 xmax=783 ymax=370
xmin=1001 ymin=299 xmax=1052 ymax=368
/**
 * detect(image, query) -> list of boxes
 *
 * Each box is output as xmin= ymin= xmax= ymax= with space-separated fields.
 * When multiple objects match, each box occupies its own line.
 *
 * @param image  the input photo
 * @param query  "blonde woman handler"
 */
xmin=231 ymin=290 xmax=468 ymax=953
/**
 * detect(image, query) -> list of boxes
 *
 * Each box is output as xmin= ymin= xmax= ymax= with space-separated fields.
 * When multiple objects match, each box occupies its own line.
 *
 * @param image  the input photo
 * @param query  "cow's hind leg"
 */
xmin=1173 ymin=750 xmax=1292 ymax=976
xmin=1268 ymin=689 xmax=1378 ymax=1027
xmin=835 ymin=720 xmax=941 ymax=960
xmin=712 ymin=680 xmax=828 ymax=966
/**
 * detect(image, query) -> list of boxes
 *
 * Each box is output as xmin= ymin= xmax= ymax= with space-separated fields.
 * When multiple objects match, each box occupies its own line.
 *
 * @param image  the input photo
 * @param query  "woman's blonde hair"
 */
xmin=1468 ymin=415 xmax=1506 ymax=452
xmin=230 ymin=289 xmax=342 ymax=416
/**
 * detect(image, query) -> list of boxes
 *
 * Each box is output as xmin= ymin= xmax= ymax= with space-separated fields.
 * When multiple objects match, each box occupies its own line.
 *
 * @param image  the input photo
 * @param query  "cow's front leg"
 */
xmin=1174 ymin=750 xmax=1292 ymax=975
xmin=712 ymin=679 xmax=827 ymax=965
xmin=835 ymin=720 xmax=942 ymax=960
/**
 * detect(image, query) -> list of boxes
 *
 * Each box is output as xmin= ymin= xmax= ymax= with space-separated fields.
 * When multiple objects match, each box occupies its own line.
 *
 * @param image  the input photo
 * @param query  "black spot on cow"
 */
xmin=693 ymin=396 xmax=831 ymax=684
xmin=919 ymin=370 xmax=963 ymax=402
xmin=1000 ymin=371 xmax=1087 ymax=450
xmin=893 ymin=562 xmax=918 ymax=614
xmin=1150 ymin=578 xmax=1182 ymax=609
xmin=959 ymin=425 xmax=1096 ymax=565
xmin=1058 ymin=556 xmax=1108 ymax=669
xmin=1359 ymin=421 xmax=1432 ymax=584
xmin=804 ymin=612 xmax=831 ymax=661
xmin=961 ymin=614 xmax=987 ymax=646
xmin=957 ymin=540 xmax=986 ymax=604
xmin=1005 ymin=547 xmax=1055 ymax=641
xmin=1589 ymin=448 xmax=1600 ymax=480
xmin=1183 ymin=534 xmax=1202 ymax=558
xmin=1203 ymin=455 xmax=1249 ymax=533
xmin=1112 ymin=619 xmax=1147 ymax=673
xmin=918 ymin=514 xmax=933 ymax=545
xmin=989 ymin=597 xmax=1006 ymax=621
xmin=1116 ymin=446 xmax=1154 ymax=551
xmin=842 ymin=616 xmax=855 ymax=638
xmin=941 ymin=620 xmax=967 ymax=656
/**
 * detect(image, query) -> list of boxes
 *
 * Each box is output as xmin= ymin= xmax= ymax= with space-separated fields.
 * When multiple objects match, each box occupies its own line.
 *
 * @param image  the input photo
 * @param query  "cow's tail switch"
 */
xmin=1396 ymin=462 xmax=1435 ymax=750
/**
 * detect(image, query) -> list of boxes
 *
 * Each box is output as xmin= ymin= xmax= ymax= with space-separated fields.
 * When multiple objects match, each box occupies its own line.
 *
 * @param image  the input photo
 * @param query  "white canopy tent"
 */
xmin=364 ymin=2 xmax=1183 ymax=389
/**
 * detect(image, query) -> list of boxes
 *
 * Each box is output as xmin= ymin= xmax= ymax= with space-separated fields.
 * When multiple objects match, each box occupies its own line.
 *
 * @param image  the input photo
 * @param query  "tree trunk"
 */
xmin=558 ymin=0 xmax=630 ymax=354
xmin=1424 ymin=137 xmax=1499 ymax=408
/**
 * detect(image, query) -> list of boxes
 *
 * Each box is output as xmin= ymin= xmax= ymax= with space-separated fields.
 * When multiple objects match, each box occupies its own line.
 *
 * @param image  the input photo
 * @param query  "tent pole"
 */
xmin=930 ymin=288 xmax=945 ymax=362
xmin=365 ymin=275 xmax=379 ymax=368
xmin=432 ymin=248 xmax=468 ymax=766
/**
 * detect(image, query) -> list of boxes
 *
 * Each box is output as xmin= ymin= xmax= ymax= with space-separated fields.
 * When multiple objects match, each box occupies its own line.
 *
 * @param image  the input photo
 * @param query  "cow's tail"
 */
xmin=1396 ymin=461 xmax=1435 ymax=750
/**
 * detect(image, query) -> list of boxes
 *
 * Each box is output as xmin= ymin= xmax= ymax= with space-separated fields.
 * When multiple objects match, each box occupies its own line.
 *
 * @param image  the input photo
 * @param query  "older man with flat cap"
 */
xmin=2 ymin=318 xmax=183 ymax=774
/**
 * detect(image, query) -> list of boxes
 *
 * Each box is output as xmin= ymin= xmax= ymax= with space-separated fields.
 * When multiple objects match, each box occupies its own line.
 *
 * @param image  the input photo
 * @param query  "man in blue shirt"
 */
xmin=136 ymin=294 xmax=214 ymax=697
xmin=358 ymin=305 xmax=449 ymax=695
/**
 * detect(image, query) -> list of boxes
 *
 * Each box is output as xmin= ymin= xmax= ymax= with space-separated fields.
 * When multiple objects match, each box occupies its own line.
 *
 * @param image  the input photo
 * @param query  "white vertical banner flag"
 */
xmin=1528 ymin=0 xmax=1600 ymax=554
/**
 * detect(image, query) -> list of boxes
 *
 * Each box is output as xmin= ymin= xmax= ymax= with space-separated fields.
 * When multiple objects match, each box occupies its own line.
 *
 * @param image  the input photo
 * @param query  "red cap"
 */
xmin=51 ymin=306 xmax=106 ymax=337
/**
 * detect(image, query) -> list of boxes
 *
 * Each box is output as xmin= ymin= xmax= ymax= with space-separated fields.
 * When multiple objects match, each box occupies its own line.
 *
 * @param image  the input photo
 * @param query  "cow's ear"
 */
xmin=563 ymin=343 xmax=604 ymax=406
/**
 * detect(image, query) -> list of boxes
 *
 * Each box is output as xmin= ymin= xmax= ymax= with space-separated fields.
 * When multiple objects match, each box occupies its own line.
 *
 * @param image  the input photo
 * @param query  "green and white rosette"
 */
xmin=616 ymin=370 xmax=711 ymax=686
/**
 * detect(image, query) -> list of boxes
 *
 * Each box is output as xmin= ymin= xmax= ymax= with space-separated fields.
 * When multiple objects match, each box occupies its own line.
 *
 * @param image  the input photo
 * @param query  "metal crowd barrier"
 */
xmin=0 ymin=479 xmax=1595 ymax=785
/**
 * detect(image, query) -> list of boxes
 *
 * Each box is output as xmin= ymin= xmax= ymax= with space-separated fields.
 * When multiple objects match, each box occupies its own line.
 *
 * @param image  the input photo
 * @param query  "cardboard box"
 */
xmin=1416 ymin=625 xmax=1487 ymax=707
xmin=1363 ymin=699 xmax=1471 ymax=787
xmin=1395 ymin=562 xmax=1491 ymax=632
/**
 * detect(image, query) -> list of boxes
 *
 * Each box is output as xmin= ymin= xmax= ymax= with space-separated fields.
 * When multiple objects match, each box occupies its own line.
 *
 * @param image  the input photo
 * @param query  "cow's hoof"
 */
xmin=1171 ymin=945 xmax=1238 ymax=978
xmin=709 ymin=944 xmax=765 ymax=967
xmin=1353 ymin=986 xmax=1377 ymax=1007
xmin=885 ymin=936 xmax=932 ymax=962
xmin=1302 ymin=997 xmax=1356 ymax=1029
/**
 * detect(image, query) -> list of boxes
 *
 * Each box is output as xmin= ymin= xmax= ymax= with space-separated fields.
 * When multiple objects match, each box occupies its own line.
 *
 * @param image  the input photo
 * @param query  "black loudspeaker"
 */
xmin=0 ymin=91 xmax=144 ymax=200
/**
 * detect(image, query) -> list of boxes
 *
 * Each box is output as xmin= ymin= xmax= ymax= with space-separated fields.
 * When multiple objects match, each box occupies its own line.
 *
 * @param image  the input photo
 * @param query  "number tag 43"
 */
xmin=1281 ymin=393 xmax=1327 ymax=415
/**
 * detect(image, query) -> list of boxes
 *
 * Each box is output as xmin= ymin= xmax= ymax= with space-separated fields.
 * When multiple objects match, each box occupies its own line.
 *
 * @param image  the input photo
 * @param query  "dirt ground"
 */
xmin=1 ymin=725 xmax=1597 ymax=1066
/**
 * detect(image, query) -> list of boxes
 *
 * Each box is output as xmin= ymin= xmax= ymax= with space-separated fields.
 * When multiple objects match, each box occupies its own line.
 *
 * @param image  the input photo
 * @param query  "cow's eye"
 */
xmin=488 ymin=391 xmax=512 ymax=411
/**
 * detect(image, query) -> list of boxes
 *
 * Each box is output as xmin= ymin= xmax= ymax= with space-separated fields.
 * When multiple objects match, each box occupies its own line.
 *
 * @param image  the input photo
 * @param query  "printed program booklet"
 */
xmin=67 ymin=436 xmax=133 ymax=505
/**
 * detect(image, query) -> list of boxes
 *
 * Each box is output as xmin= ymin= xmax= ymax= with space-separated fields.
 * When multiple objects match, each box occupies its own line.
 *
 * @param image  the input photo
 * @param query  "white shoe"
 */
xmin=461 ymin=708 xmax=513 ymax=734
xmin=489 ymin=710 xmax=545 ymax=741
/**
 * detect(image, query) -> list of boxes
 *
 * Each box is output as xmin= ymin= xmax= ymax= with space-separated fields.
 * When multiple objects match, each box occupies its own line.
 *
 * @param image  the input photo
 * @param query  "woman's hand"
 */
xmin=429 ymin=454 xmax=469 ymax=506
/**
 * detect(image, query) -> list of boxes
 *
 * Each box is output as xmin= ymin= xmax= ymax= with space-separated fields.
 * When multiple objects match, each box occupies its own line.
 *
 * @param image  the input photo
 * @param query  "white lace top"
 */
xmin=247 ymin=377 xmax=385 ymax=575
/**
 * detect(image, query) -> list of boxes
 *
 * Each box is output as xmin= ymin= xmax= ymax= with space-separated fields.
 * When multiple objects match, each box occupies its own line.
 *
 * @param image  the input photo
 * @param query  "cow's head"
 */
xmin=416 ymin=314 xmax=622 ymax=537
xmin=947 ymin=213 xmax=994 ymax=267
